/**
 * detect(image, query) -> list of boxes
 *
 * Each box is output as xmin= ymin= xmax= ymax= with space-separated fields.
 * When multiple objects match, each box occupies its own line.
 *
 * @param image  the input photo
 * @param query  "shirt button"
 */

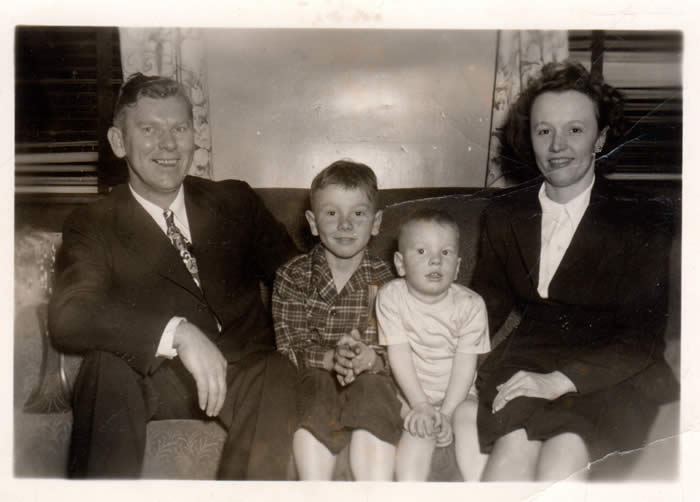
xmin=330 ymin=309 xmax=337 ymax=316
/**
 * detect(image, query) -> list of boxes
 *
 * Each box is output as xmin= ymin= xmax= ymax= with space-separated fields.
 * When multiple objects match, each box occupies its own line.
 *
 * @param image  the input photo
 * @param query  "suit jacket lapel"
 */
xmin=183 ymin=178 xmax=224 ymax=294
xmin=509 ymin=184 xmax=543 ymax=291
xmin=113 ymin=184 xmax=203 ymax=297
xmin=548 ymin=180 xmax=615 ymax=298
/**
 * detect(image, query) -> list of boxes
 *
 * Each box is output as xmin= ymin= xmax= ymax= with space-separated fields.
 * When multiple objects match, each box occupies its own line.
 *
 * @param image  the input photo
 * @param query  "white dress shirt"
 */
xmin=129 ymin=185 xmax=192 ymax=359
xmin=537 ymin=178 xmax=594 ymax=298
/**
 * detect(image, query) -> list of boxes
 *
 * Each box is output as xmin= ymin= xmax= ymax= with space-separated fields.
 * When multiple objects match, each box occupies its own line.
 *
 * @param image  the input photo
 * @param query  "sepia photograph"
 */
xmin=6 ymin=1 xmax=697 ymax=501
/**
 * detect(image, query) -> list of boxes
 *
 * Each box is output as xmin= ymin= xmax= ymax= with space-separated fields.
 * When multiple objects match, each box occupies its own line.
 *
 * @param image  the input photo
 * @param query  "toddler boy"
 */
xmin=377 ymin=208 xmax=490 ymax=481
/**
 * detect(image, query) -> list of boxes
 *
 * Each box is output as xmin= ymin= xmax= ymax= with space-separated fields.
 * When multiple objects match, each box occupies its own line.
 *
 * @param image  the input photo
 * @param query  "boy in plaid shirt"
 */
xmin=272 ymin=160 xmax=401 ymax=480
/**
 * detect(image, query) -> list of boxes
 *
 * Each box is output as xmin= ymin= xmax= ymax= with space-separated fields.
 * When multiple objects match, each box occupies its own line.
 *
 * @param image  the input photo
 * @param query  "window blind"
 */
xmin=15 ymin=26 xmax=123 ymax=198
xmin=568 ymin=30 xmax=682 ymax=180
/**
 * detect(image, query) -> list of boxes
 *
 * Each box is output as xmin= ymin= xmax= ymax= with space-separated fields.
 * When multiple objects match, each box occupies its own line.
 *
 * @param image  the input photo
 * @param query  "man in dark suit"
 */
xmin=48 ymin=73 xmax=299 ymax=479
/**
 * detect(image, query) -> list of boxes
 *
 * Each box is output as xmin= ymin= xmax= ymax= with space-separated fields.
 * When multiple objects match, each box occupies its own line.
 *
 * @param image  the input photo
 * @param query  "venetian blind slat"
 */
xmin=567 ymin=30 xmax=682 ymax=180
xmin=15 ymin=26 xmax=122 ymax=196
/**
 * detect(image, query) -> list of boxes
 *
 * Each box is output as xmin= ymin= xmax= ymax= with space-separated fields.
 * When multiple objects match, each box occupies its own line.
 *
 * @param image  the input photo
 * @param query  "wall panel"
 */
xmin=205 ymin=29 xmax=497 ymax=188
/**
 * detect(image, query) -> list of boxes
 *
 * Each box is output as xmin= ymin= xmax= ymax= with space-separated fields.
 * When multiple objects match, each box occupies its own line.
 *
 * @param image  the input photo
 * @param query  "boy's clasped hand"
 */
xmin=333 ymin=328 xmax=379 ymax=386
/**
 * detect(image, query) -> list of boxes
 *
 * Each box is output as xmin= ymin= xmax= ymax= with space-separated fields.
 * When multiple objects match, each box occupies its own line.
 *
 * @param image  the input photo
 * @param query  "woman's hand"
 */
xmin=492 ymin=370 xmax=576 ymax=413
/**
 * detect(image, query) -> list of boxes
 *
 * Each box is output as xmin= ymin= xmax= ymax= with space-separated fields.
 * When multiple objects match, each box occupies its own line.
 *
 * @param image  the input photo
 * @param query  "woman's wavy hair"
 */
xmin=496 ymin=60 xmax=626 ymax=184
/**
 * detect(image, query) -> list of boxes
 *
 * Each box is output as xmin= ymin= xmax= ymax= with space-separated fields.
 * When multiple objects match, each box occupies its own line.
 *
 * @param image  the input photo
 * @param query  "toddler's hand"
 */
xmin=404 ymin=402 xmax=440 ymax=439
xmin=435 ymin=413 xmax=454 ymax=447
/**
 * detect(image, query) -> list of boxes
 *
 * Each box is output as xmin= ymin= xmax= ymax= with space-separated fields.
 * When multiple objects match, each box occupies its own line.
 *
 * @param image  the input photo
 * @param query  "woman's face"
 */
xmin=530 ymin=90 xmax=608 ymax=203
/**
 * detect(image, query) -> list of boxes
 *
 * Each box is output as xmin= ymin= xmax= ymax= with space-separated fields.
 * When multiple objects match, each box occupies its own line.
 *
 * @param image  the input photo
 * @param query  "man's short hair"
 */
xmin=113 ymin=73 xmax=193 ymax=127
xmin=309 ymin=160 xmax=379 ymax=210
xmin=398 ymin=208 xmax=461 ymax=251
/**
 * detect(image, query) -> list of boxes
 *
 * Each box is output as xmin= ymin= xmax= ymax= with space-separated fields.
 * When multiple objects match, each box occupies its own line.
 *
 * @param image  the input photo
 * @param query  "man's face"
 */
xmin=108 ymin=95 xmax=194 ymax=208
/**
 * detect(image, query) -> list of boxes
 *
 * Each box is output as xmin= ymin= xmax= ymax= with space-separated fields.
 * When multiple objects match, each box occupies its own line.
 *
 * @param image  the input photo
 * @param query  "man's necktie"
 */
xmin=163 ymin=209 xmax=201 ymax=287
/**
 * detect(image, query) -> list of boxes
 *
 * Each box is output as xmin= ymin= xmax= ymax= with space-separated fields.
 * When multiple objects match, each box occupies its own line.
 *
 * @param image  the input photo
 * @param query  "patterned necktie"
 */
xmin=163 ymin=209 xmax=201 ymax=287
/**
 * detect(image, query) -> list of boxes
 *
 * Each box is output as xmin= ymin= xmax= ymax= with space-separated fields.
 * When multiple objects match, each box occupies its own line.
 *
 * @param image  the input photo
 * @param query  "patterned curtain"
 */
xmin=119 ymin=28 xmax=213 ymax=179
xmin=486 ymin=30 xmax=568 ymax=187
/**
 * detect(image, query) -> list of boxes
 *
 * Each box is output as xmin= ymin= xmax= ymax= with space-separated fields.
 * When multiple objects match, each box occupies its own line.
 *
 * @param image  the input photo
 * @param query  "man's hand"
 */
xmin=173 ymin=321 xmax=228 ymax=417
xmin=333 ymin=329 xmax=361 ymax=386
xmin=404 ymin=402 xmax=441 ymax=439
xmin=492 ymin=370 xmax=576 ymax=413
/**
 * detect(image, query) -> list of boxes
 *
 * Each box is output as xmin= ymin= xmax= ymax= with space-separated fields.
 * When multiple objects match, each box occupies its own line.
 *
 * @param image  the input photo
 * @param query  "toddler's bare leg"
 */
xmin=349 ymin=429 xmax=395 ymax=480
xmin=292 ymin=428 xmax=336 ymax=480
xmin=395 ymin=430 xmax=436 ymax=481
xmin=453 ymin=396 xmax=489 ymax=481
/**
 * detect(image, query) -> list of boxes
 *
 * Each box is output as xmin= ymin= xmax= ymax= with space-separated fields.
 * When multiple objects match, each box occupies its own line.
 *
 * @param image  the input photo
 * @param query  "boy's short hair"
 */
xmin=309 ymin=160 xmax=379 ymax=210
xmin=113 ymin=73 xmax=193 ymax=127
xmin=398 ymin=208 xmax=460 ymax=250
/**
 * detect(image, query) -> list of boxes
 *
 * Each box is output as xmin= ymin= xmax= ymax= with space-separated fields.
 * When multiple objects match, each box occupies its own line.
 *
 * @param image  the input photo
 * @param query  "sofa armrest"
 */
xmin=22 ymin=303 xmax=81 ymax=414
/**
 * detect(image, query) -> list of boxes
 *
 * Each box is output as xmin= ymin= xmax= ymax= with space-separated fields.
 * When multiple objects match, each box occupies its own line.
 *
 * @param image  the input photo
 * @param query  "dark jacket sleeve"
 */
xmin=557 ymin=213 xmax=674 ymax=396
xmin=48 ymin=208 xmax=169 ymax=375
xmin=48 ymin=181 xmax=299 ymax=375
xmin=232 ymin=181 xmax=300 ymax=286
xmin=470 ymin=204 xmax=517 ymax=337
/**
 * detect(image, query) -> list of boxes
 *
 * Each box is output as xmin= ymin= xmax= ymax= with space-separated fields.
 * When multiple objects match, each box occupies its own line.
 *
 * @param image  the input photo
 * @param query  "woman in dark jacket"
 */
xmin=472 ymin=61 xmax=678 ymax=481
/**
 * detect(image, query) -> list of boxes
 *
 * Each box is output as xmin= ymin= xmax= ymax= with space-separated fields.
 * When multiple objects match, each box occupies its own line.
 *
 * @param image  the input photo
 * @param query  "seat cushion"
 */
xmin=142 ymin=420 xmax=227 ymax=479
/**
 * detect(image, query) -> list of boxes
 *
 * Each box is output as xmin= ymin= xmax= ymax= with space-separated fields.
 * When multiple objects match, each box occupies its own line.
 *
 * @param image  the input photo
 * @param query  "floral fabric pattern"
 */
xmin=119 ymin=27 xmax=213 ymax=178
xmin=14 ymin=230 xmax=61 ymax=310
xmin=487 ymin=30 xmax=568 ymax=187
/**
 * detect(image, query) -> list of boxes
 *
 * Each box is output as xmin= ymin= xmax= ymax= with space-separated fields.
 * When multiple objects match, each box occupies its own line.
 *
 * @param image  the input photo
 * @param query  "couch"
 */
xmin=14 ymin=185 xmax=681 ymax=480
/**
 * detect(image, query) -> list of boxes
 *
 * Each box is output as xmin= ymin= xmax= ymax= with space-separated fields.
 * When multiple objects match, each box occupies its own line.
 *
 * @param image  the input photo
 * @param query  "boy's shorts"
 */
xmin=297 ymin=368 xmax=403 ymax=454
